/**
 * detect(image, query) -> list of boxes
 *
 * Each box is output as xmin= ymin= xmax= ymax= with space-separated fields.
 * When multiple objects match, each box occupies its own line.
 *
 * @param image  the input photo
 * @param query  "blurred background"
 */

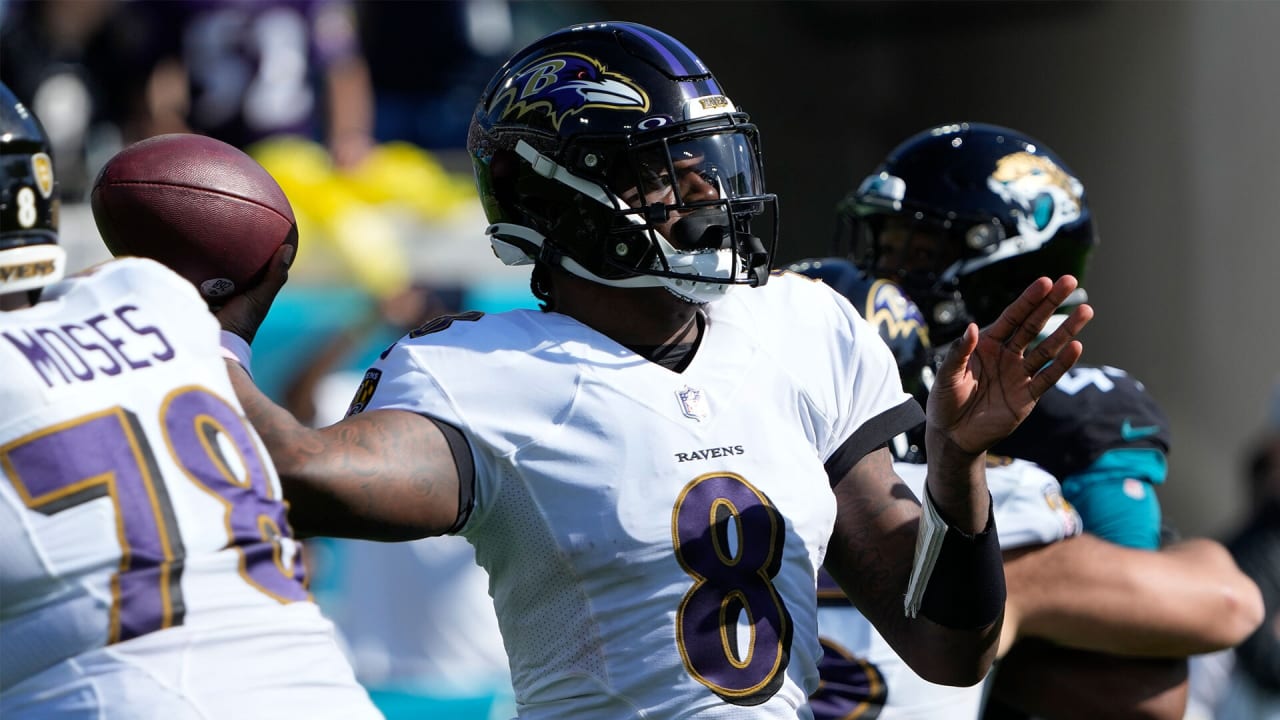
xmin=4 ymin=0 xmax=1277 ymax=689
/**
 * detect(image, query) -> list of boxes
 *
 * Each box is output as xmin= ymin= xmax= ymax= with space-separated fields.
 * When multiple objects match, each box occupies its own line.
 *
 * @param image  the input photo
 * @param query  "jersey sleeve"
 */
xmin=341 ymin=315 xmax=524 ymax=537
xmin=808 ymin=279 xmax=924 ymax=482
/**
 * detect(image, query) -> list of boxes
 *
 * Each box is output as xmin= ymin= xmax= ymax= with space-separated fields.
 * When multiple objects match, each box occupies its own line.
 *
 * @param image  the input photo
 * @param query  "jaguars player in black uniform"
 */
xmin=792 ymin=123 xmax=1259 ymax=720
xmin=789 ymin=259 xmax=1261 ymax=720
xmin=835 ymin=122 xmax=1169 ymax=550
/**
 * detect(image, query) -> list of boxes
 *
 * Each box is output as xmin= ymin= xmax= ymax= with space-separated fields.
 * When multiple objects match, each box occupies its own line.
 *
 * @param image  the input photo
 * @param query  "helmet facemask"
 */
xmin=487 ymin=114 xmax=777 ymax=305
xmin=469 ymin=22 xmax=779 ymax=306
xmin=603 ymin=117 xmax=775 ymax=302
xmin=846 ymin=206 xmax=978 ymax=344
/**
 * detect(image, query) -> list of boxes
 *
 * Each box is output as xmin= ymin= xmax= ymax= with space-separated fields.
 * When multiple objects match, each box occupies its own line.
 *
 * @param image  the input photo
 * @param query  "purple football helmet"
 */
xmin=467 ymin=22 xmax=777 ymax=304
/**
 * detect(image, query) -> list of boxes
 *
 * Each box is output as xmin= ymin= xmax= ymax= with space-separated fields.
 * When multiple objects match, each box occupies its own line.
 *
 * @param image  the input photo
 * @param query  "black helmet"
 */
xmin=787 ymin=257 xmax=933 ymax=461
xmin=840 ymin=122 xmax=1095 ymax=343
xmin=467 ymin=21 xmax=778 ymax=304
xmin=0 ymin=81 xmax=63 ymax=297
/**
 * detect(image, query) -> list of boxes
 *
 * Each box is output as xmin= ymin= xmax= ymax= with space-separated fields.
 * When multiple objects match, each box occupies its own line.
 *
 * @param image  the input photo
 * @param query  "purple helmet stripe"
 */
xmin=680 ymin=79 xmax=724 ymax=96
xmin=626 ymin=24 xmax=713 ymax=81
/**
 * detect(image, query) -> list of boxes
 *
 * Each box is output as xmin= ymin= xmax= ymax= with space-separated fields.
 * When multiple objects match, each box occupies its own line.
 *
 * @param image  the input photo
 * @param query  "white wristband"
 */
xmin=904 ymin=486 xmax=949 ymax=618
xmin=219 ymin=331 xmax=254 ymax=379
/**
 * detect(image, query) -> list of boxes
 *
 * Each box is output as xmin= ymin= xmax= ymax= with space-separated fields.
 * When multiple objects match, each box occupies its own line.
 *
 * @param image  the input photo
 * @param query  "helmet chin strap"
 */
xmin=486 ymin=222 xmax=737 ymax=304
xmin=651 ymin=238 xmax=739 ymax=304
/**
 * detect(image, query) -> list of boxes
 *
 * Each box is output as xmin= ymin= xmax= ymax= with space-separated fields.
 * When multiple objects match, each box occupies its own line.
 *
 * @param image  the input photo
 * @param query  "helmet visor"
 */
xmin=624 ymin=132 xmax=763 ymax=202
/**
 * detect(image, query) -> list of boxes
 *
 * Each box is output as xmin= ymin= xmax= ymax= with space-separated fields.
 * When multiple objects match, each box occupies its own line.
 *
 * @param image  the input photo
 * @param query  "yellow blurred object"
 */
xmin=249 ymin=137 xmax=339 ymax=220
xmin=249 ymin=135 xmax=413 ymax=299
xmin=340 ymin=141 xmax=477 ymax=221
xmin=328 ymin=205 xmax=412 ymax=298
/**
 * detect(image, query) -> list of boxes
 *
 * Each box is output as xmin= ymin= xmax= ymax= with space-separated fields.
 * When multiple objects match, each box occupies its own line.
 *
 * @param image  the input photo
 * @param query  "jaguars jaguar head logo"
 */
xmin=490 ymin=52 xmax=649 ymax=131
xmin=987 ymin=151 xmax=1084 ymax=243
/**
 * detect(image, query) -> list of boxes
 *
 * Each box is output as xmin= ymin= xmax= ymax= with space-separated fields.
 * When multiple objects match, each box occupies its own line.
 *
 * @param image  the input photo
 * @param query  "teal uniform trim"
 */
xmin=1059 ymin=448 xmax=1168 ymax=550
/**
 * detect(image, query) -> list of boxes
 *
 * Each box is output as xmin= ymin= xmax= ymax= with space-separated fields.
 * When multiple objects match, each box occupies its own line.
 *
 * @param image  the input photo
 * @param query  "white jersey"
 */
xmin=812 ymin=458 xmax=1082 ymax=720
xmin=356 ymin=273 xmax=919 ymax=719
xmin=0 ymin=258 xmax=379 ymax=720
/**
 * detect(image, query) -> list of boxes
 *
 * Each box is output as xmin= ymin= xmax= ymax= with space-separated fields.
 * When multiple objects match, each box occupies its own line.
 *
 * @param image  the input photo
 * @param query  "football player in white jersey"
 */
xmin=211 ymin=23 xmax=1092 ymax=719
xmin=0 ymin=83 xmax=381 ymax=720
xmin=789 ymin=263 xmax=1262 ymax=719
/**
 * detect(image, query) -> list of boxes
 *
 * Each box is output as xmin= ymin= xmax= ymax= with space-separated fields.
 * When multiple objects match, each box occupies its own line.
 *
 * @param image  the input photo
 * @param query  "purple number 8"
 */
xmin=672 ymin=473 xmax=792 ymax=705
xmin=163 ymin=386 xmax=307 ymax=602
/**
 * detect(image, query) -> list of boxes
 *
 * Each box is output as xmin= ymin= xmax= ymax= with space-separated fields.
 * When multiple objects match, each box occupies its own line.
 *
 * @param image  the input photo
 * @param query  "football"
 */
xmin=91 ymin=133 xmax=297 ymax=302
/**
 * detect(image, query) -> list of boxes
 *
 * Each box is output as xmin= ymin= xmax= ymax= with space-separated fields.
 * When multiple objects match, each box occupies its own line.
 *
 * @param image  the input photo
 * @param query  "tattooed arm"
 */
xmin=226 ymin=361 xmax=461 ymax=540
xmin=215 ymin=246 xmax=460 ymax=541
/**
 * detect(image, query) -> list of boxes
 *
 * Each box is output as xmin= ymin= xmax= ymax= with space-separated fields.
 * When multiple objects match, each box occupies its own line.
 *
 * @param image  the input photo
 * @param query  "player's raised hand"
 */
xmin=927 ymin=275 xmax=1093 ymax=455
xmin=215 ymin=243 xmax=294 ymax=345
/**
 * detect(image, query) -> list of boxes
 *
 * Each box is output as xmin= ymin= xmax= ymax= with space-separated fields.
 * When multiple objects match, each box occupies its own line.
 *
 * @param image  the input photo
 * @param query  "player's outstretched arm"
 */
xmin=1001 ymin=534 xmax=1264 ymax=658
xmin=224 ymin=363 xmax=462 ymax=540
xmin=217 ymin=245 xmax=462 ymax=540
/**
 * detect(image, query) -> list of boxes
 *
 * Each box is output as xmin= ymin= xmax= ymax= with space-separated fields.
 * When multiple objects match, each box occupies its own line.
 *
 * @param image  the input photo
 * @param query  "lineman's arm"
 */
xmin=216 ymin=244 xmax=462 ymax=541
xmin=1000 ymin=534 xmax=1264 ymax=658
xmin=226 ymin=361 xmax=462 ymax=540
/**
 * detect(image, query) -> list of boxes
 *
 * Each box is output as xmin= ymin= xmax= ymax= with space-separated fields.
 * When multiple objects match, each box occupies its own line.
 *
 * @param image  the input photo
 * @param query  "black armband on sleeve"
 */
xmin=424 ymin=415 xmax=475 ymax=535
xmin=918 ymin=495 xmax=1006 ymax=630
xmin=825 ymin=398 xmax=925 ymax=486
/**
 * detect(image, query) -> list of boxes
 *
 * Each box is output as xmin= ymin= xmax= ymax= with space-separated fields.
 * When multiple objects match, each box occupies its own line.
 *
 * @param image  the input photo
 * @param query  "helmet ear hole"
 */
xmin=964 ymin=222 xmax=1004 ymax=252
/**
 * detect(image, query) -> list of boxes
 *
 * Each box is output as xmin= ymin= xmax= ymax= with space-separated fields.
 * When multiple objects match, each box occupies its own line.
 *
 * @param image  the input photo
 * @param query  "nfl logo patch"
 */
xmin=677 ymin=385 xmax=709 ymax=421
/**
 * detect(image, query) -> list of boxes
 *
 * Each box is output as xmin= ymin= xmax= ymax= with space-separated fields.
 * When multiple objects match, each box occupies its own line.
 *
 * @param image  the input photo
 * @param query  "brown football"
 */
xmin=91 ymin=133 xmax=297 ymax=301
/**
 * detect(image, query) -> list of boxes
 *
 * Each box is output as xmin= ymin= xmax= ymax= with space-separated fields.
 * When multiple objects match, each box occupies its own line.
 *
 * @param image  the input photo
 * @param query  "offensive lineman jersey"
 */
xmin=352 ymin=272 xmax=921 ymax=719
xmin=811 ymin=459 xmax=1082 ymax=720
xmin=0 ymin=258 xmax=379 ymax=719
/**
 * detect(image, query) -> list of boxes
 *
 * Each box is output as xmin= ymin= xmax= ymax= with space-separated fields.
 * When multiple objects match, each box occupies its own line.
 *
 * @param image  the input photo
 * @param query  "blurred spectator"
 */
xmin=0 ymin=0 xmax=159 ymax=197
xmin=1189 ymin=381 xmax=1280 ymax=720
xmin=354 ymin=0 xmax=512 ymax=151
xmin=136 ymin=0 xmax=374 ymax=169
xmin=1214 ymin=424 xmax=1280 ymax=718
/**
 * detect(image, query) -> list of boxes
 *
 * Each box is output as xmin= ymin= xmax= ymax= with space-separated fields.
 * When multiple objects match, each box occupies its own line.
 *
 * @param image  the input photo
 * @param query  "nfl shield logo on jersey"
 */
xmin=677 ymin=385 xmax=710 ymax=421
